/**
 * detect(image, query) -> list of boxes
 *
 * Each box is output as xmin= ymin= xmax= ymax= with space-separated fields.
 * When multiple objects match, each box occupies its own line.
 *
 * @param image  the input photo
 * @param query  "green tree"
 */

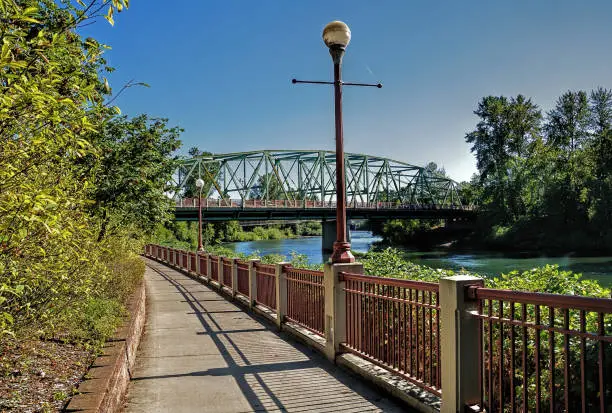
xmin=0 ymin=0 xmax=133 ymax=336
xmin=465 ymin=95 xmax=542 ymax=223
xmin=545 ymin=91 xmax=590 ymax=155
xmin=588 ymin=88 xmax=612 ymax=239
xmin=89 ymin=115 xmax=182 ymax=241
xmin=250 ymin=172 xmax=287 ymax=200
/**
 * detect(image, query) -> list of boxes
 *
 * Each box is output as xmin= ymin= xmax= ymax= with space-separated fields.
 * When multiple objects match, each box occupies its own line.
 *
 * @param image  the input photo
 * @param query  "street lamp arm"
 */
xmin=292 ymin=79 xmax=334 ymax=85
xmin=292 ymin=78 xmax=382 ymax=88
xmin=342 ymin=82 xmax=383 ymax=88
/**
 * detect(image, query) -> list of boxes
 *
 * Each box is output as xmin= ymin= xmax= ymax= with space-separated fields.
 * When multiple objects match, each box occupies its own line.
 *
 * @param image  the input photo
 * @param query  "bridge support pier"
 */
xmin=321 ymin=220 xmax=351 ymax=259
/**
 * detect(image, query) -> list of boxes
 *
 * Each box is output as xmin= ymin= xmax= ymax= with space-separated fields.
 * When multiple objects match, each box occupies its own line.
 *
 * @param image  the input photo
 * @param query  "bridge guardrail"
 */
xmin=175 ymin=198 xmax=477 ymax=211
xmin=144 ymin=245 xmax=611 ymax=412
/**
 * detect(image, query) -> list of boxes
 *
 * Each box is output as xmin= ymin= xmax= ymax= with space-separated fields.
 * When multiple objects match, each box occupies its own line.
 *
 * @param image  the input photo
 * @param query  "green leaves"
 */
xmin=89 ymin=114 xmax=182 ymax=241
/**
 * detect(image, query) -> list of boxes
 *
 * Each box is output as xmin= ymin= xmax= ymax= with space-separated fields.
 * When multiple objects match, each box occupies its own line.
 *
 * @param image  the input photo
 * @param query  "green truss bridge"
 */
xmin=172 ymin=150 xmax=476 ymax=222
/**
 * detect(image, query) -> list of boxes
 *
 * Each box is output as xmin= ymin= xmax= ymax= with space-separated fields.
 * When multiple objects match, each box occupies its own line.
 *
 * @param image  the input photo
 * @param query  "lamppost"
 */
xmin=292 ymin=21 xmax=381 ymax=263
xmin=195 ymin=178 xmax=205 ymax=252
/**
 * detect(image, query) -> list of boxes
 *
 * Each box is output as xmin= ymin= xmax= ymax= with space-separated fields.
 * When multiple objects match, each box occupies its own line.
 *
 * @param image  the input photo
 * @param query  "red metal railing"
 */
xmin=181 ymin=251 xmax=187 ymax=269
xmin=190 ymin=252 xmax=196 ymax=272
xmin=255 ymin=262 xmax=276 ymax=310
xmin=198 ymin=254 xmax=207 ymax=276
xmin=222 ymin=258 xmax=233 ymax=288
xmin=339 ymin=272 xmax=441 ymax=396
xmin=236 ymin=260 xmax=250 ymax=297
xmin=467 ymin=286 xmax=612 ymax=413
xmin=175 ymin=198 xmax=476 ymax=211
xmin=285 ymin=267 xmax=325 ymax=336
xmin=210 ymin=255 xmax=219 ymax=282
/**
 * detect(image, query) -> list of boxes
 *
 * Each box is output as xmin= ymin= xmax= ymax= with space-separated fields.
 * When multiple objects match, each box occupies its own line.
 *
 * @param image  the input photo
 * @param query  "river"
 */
xmin=225 ymin=230 xmax=612 ymax=286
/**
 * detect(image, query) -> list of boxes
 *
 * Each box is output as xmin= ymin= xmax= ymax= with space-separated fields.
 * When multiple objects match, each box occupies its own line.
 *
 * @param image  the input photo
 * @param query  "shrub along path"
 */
xmin=124 ymin=258 xmax=407 ymax=412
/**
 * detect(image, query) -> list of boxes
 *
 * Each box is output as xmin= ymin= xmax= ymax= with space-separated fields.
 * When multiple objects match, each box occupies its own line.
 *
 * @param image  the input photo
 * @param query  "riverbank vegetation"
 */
xmin=377 ymin=89 xmax=612 ymax=255
xmin=461 ymin=89 xmax=612 ymax=254
xmin=0 ymin=1 xmax=181 ymax=410
xmin=153 ymin=220 xmax=322 ymax=250
xmin=358 ymin=248 xmax=609 ymax=297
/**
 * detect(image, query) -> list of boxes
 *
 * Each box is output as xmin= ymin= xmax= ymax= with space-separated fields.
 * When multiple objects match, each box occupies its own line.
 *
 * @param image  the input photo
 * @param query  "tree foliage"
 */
xmin=0 ymin=0 xmax=180 ymax=339
xmin=464 ymin=89 xmax=612 ymax=252
xmin=89 ymin=115 xmax=182 ymax=241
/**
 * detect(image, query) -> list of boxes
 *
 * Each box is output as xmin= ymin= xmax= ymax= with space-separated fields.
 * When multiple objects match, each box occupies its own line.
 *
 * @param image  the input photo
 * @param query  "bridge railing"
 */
xmin=144 ymin=245 xmax=612 ymax=412
xmin=175 ymin=197 xmax=477 ymax=211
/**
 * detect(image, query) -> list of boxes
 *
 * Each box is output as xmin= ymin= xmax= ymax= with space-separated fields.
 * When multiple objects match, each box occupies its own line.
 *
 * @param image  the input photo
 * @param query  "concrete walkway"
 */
xmin=124 ymin=259 xmax=408 ymax=413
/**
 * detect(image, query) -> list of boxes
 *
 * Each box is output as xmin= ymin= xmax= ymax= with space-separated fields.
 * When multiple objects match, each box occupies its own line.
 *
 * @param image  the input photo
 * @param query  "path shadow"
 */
xmin=142 ymin=260 xmax=404 ymax=412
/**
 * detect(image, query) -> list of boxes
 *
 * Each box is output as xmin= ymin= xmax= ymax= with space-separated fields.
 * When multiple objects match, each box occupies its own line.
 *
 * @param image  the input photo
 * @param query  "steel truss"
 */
xmin=173 ymin=150 xmax=463 ymax=207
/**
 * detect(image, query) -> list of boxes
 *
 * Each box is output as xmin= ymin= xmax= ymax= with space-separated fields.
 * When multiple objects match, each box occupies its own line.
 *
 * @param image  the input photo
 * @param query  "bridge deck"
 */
xmin=125 ymin=259 xmax=408 ymax=412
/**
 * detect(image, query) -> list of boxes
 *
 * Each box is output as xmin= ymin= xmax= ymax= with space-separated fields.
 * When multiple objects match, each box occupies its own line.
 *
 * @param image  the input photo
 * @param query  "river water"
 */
xmin=225 ymin=231 xmax=612 ymax=286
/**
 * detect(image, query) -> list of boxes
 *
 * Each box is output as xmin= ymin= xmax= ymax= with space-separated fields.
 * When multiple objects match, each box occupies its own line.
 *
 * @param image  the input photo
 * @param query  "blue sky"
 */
xmin=84 ymin=1 xmax=612 ymax=182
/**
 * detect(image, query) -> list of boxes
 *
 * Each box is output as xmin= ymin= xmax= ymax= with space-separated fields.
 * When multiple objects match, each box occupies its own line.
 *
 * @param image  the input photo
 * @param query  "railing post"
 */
xmin=232 ymin=258 xmax=239 ymax=297
xmin=274 ymin=263 xmax=290 ymax=330
xmin=323 ymin=261 xmax=363 ymax=362
xmin=187 ymin=251 xmax=192 ymax=273
xmin=248 ymin=259 xmax=260 ymax=309
xmin=439 ymin=275 xmax=484 ymax=413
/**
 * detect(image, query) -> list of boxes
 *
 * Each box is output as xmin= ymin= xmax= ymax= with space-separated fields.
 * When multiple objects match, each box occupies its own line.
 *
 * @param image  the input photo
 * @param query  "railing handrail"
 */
xmin=173 ymin=198 xmax=474 ymax=211
xmin=467 ymin=285 xmax=612 ymax=313
xmin=339 ymin=271 xmax=440 ymax=292
xmin=285 ymin=267 xmax=324 ymax=277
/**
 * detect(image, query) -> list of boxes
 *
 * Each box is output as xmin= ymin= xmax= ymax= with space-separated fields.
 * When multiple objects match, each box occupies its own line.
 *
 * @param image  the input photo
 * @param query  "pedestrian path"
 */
xmin=124 ymin=258 xmax=408 ymax=413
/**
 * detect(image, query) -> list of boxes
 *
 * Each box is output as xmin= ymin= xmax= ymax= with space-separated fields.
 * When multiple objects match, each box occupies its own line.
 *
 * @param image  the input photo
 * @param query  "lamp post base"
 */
xmin=330 ymin=241 xmax=355 ymax=263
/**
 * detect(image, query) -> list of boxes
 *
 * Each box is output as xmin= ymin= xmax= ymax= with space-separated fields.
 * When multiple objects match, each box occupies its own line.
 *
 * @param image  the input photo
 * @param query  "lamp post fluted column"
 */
xmin=293 ymin=20 xmax=381 ymax=263
xmin=329 ymin=44 xmax=353 ymax=263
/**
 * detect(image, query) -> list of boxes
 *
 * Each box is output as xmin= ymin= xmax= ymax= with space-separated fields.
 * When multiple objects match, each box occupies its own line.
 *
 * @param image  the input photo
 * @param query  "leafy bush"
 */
xmin=68 ymin=298 xmax=125 ymax=345
xmin=360 ymin=248 xmax=455 ymax=282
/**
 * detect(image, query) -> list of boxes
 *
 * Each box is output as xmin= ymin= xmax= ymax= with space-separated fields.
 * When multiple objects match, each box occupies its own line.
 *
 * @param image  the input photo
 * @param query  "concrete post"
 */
xmin=323 ymin=261 xmax=363 ymax=362
xmin=248 ymin=259 xmax=260 ymax=309
xmin=232 ymin=258 xmax=239 ymax=297
xmin=440 ymin=275 xmax=484 ymax=413
xmin=187 ymin=252 xmax=192 ymax=273
xmin=274 ymin=263 xmax=291 ymax=330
